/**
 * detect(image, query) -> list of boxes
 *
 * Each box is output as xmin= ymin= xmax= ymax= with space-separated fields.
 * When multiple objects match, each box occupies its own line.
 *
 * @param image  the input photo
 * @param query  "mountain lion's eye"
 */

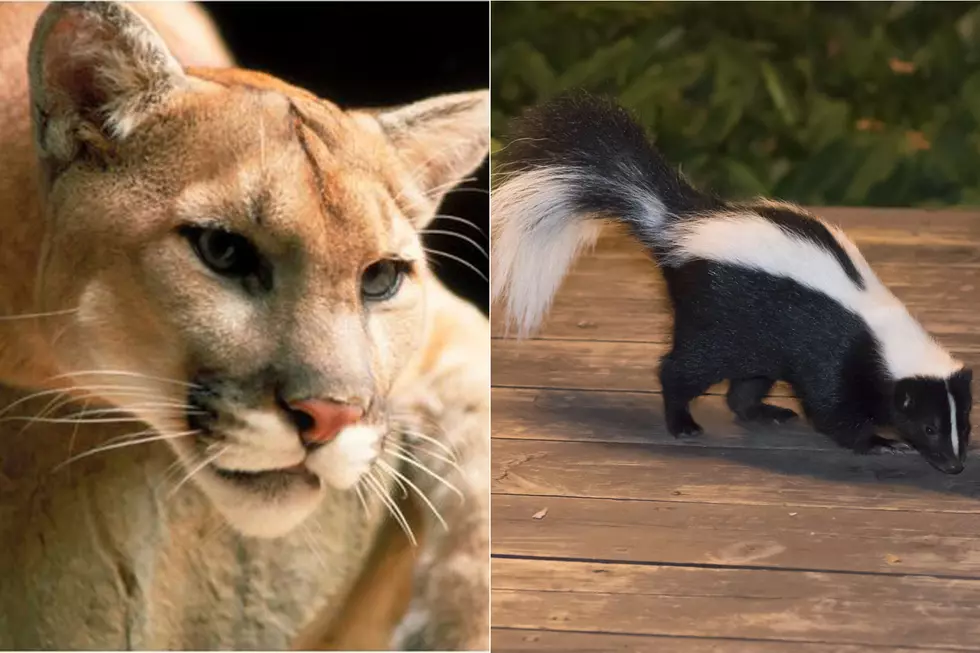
xmin=361 ymin=260 xmax=408 ymax=301
xmin=183 ymin=227 xmax=261 ymax=279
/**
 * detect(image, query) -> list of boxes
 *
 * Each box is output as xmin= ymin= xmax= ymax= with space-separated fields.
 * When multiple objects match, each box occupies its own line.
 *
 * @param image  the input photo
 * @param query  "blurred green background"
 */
xmin=491 ymin=1 xmax=980 ymax=208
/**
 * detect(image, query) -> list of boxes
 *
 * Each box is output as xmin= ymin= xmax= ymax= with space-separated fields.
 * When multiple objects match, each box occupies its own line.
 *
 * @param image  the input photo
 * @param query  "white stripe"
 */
xmin=662 ymin=210 xmax=960 ymax=381
xmin=948 ymin=383 xmax=959 ymax=457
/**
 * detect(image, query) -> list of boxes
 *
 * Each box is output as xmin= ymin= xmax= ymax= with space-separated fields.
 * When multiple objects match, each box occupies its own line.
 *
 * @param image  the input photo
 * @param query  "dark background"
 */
xmin=201 ymin=2 xmax=489 ymax=312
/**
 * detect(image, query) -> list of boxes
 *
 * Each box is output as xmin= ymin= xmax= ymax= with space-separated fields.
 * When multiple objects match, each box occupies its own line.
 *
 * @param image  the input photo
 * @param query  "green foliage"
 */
xmin=492 ymin=1 xmax=980 ymax=207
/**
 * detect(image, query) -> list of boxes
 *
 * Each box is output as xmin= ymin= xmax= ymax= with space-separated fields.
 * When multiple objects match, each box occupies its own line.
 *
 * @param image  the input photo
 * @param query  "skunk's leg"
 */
xmin=726 ymin=377 xmax=798 ymax=424
xmin=659 ymin=350 xmax=713 ymax=437
xmin=802 ymin=387 xmax=882 ymax=453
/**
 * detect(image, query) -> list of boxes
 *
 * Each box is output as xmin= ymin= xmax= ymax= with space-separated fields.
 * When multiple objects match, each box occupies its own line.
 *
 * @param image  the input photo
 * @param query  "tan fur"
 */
xmin=0 ymin=2 xmax=488 ymax=649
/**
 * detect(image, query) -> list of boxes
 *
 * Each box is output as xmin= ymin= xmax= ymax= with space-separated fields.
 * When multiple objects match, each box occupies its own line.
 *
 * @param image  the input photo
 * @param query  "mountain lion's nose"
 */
xmin=287 ymin=398 xmax=364 ymax=447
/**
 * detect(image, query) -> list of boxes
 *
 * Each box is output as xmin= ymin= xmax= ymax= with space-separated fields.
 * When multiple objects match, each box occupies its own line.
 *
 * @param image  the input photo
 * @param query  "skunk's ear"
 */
xmin=376 ymin=90 xmax=489 ymax=217
xmin=28 ymin=1 xmax=187 ymax=180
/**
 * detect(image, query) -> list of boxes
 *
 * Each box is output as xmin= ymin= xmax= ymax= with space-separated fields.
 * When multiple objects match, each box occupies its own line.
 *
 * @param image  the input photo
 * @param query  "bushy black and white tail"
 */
xmin=491 ymin=92 xmax=720 ymax=336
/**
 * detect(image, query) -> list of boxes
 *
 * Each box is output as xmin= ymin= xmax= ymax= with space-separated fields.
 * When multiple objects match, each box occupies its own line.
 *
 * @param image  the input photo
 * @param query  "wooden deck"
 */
xmin=491 ymin=207 xmax=980 ymax=652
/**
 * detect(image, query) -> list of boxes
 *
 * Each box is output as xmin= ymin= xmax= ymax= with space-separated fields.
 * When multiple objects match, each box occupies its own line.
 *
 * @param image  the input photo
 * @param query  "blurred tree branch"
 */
xmin=492 ymin=1 xmax=980 ymax=207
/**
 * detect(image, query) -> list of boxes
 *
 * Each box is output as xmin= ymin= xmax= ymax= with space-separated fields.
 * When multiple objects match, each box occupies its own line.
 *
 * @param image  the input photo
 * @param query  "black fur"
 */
xmin=500 ymin=91 xmax=973 ymax=474
xmin=502 ymin=92 xmax=724 ymax=223
xmin=660 ymin=261 xmax=887 ymax=452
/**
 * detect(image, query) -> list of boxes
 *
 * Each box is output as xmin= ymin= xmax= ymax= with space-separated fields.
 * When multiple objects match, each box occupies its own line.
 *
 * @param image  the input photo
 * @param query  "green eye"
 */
xmin=361 ymin=260 xmax=408 ymax=301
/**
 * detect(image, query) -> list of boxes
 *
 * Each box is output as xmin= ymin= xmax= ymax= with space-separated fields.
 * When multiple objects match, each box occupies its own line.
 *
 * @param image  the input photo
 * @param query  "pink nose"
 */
xmin=288 ymin=399 xmax=364 ymax=445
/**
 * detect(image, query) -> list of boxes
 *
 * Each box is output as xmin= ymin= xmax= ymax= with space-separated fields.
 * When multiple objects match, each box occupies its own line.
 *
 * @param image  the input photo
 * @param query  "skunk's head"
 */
xmin=891 ymin=368 xmax=972 ymax=474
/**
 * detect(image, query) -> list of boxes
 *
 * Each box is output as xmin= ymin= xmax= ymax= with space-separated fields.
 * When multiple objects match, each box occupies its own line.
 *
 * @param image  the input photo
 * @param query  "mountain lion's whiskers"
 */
xmin=54 ymin=429 xmax=198 ymax=471
xmin=353 ymin=481 xmax=371 ymax=518
xmin=423 ymin=176 xmax=478 ymax=200
xmin=385 ymin=448 xmax=463 ymax=503
xmin=64 ymin=402 xmax=203 ymax=418
xmin=431 ymin=213 xmax=487 ymax=235
xmin=377 ymin=458 xmax=448 ymax=531
xmin=423 ymin=247 xmax=488 ymax=282
xmin=397 ymin=425 xmax=458 ymax=459
xmin=1 ymin=415 xmax=156 ymax=426
xmin=166 ymin=445 xmax=227 ymax=500
xmin=0 ymin=384 xmax=168 ymax=419
xmin=363 ymin=470 xmax=416 ymax=546
xmin=418 ymin=229 xmax=488 ymax=261
xmin=440 ymin=186 xmax=490 ymax=198
xmin=1 ymin=400 xmax=198 ymax=427
xmin=389 ymin=440 xmax=463 ymax=477
xmin=379 ymin=458 xmax=410 ymax=500
xmin=0 ymin=385 xmax=147 ymax=415
xmin=66 ymin=399 xmax=90 ymax=462
xmin=0 ymin=307 xmax=79 ymax=321
xmin=47 ymin=369 xmax=201 ymax=389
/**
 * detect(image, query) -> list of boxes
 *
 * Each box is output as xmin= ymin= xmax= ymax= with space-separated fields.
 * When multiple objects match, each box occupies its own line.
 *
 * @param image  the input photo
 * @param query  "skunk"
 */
xmin=492 ymin=91 xmax=973 ymax=475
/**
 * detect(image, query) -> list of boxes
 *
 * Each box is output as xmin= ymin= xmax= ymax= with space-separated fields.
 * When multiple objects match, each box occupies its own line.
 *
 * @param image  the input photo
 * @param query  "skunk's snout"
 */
xmin=928 ymin=457 xmax=965 ymax=475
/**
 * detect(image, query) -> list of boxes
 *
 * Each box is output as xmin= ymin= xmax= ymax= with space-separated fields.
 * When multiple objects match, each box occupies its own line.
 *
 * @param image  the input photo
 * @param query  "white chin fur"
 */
xmin=307 ymin=424 xmax=384 ymax=490
xmin=191 ymin=423 xmax=383 ymax=538
xmin=142 ymin=411 xmax=384 ymax=539
xmin=198 ymin=470 xmax=323 ymax=539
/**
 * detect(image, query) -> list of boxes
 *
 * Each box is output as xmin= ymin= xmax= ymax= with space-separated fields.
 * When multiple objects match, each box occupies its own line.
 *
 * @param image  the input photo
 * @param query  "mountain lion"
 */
xmin=0 ymin=2 xmax=488 ymax=649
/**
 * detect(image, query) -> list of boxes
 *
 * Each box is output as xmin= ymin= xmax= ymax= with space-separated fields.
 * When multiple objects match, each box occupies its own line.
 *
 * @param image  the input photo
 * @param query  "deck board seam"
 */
xmin=490 ymin=626 xmax=980 ymax=651
xmin=492 ymin=434 xmax=869 ymax=453
xmin=492 ymin=553 xmax=980 ymax=582
xmin=490 ymin=490 xmax=980 ymax=514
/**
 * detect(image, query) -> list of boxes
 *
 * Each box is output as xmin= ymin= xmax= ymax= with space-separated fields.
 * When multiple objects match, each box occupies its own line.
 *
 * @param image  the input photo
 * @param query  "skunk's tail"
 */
xmin=491 ymin=91 xmax=721 ymax=336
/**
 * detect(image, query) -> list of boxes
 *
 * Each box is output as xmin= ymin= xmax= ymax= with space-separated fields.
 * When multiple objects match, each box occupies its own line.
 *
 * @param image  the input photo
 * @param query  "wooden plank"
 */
xmin=491 ymin=387 xmax=980 ymax=454
xmin=814 ymin=206 xmax=980 ymax=236
xmin=491 ymin=387 xmax=844 ymax=451
xmin=489 ymin=207 xmax=980 ymax=651
xmin=491 ymin=438 xmax=980 ymax=512
xmin=491 ymin=338 xmax=980 ymax=394
xmin=491 ymin=628 xmax=954 ymax=652
xmin=492 ymin=495 xmax=980 ymax=576
xmin=492 ymin=339 xmax=670 ymax=393
xmin=491 ymin=557 xmax=980 ymax=649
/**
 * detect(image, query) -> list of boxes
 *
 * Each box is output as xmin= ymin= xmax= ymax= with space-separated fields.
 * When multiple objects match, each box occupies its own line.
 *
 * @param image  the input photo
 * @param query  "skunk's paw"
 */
xmin=875 ymin=440 xmax=915 ymax=455
xmin=744 ymin=404 xmax=799 ymax=425
xmin=667 ymin=412 xmax=703 ymax=438
xmin=857 ymin=435 xmax=913 ymax=455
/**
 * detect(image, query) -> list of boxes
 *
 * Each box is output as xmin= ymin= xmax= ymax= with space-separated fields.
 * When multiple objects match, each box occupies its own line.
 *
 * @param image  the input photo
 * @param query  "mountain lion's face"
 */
xmin=27 ymin=3 xmax=487 ymax=537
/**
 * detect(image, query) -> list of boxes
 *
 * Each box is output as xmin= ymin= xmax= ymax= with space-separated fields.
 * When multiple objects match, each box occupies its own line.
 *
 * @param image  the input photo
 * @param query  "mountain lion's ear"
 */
xmin=28 ymin=1 xmax=187 ymax=181
xmin=377 ymin=90 xmax=489 ymax=211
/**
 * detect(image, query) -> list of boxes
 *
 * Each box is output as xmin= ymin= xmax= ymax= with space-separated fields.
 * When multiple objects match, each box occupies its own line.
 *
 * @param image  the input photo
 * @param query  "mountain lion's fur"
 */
xmin=0 ymin=2 xmax=489 ymax=649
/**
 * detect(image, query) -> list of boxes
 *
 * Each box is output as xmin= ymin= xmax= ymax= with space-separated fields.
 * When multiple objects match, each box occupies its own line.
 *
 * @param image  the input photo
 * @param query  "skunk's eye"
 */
xmin=925 ymin=425 xmax=937 ymax=436
xmin=361 ymin=260 xmax=409 ymax=301
xmin=182 ymin=227 xmax=262 ymax=280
